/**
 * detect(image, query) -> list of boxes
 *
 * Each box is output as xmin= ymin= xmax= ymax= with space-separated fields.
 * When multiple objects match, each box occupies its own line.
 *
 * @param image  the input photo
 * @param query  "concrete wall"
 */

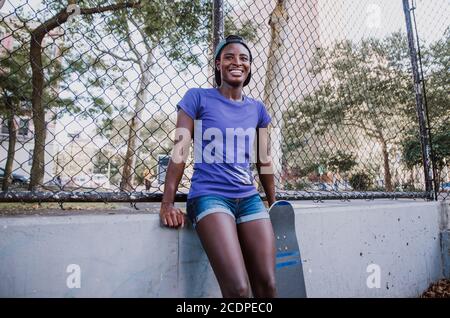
xmin=0 ymin=200 xmax=448 ymax=298
xmin=295 ymin=200 xmax=448 ymax=297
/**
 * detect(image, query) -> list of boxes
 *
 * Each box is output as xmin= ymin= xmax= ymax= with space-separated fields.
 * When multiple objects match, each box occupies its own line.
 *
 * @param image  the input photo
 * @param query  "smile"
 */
xmin=229 ymin=69 xmax=243 ymax=76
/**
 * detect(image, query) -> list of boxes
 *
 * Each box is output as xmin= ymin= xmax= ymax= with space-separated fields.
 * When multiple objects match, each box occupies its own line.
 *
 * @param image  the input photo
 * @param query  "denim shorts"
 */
xmin=186 ymin=193 xmax=269 ymax=228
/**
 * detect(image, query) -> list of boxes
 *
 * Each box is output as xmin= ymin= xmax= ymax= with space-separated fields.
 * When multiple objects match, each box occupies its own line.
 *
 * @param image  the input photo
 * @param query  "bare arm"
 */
xmin=160 ymin=109 xmax=194 ymax=228
xmin=256 ymin=126 xmax=276 ymax=207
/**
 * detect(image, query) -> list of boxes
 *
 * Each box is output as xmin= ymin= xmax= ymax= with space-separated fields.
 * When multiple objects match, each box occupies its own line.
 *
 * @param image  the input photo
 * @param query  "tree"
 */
xmin=83 ymin=1 xmax=210 ymax=191
xmin=22 ymin=0 xmax=257 ymax=191
xmin=86 ymin=1 xmax=257 ymax=191
xmin=27 ymin=0 xmax=141 ymax=190
xmin=400 ymin=28 xmax=450 ymax=187
xmin=349 ymin=172 xmax=372 ymax=191
xmin=0 ymin=25 xmax=72 ymax=190
xmin=94 ymin=113 xmax=174 ymax=187
xmin=263 ymin=0 xmax=289 ymax=189
xmin=0 ymin=40 xmax=29 ymax=191
xmin=402 ymin=123 xmax=450 ymax=187
xmin=327 ymin=151 xmax=357 ymax=174
xmin=286 ymin=150 xmax=356 ymax=185
xmin=285 ymin=32 xmax=417 ymax=192
xmin=421 ymin=27 xmax=450 ymax=128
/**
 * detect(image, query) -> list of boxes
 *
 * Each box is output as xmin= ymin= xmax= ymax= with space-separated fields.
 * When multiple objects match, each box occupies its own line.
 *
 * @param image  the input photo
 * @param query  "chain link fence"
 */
xmin=409 ymin=0 xmax=449 ymax=200
xmin=0 ymin=0 xmax=448 ymax=203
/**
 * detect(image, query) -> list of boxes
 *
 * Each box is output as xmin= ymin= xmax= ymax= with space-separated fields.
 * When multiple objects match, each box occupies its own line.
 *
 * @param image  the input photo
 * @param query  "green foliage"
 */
xmin=78 ymin=0 xmax=211 ymax=70
xmin=284 ymin=180 xmax=310 ymax=191
xmin=401 ymin=131 xmax=422 ymax=169
xmin=349 ymin=172 xmax=373 ymax=191
xmin=292 ymin=151 xmax=356 ymax=177
xmin=401 ymin=27 xmax=449 ymax=173
xmin=0 ymin=35 xmax=74 ymax=117
xmin=94 ymin=113 xmax=174 ymax=185
xmin=224 ymin=18 xmax=259 ymax=43
xmin=421 ymin=27 xmax=450 ymax=125
xmin=307 ymin=158 xmax=327 ymax=175
xmin=283 ymin=30 xmax=449 ymax=192
xmin=0 ymin=46 xmax=31 ymax=115
xmin=328 ymin=151 xmax=357 ymax=173
xmin=289 ymin=32 xmax=415 ymax=139
xmin=401 ymin=125 xmax=450 ymax=170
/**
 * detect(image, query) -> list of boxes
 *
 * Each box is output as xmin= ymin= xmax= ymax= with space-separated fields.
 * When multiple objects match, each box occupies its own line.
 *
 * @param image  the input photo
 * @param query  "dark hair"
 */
xmin=214 ymin=35 xmax=252 ymax=87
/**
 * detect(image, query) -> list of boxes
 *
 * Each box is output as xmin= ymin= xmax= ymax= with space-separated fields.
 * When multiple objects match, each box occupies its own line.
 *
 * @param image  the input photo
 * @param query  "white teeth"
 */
xmin=230 ymin=70 xmax=243 ymax=75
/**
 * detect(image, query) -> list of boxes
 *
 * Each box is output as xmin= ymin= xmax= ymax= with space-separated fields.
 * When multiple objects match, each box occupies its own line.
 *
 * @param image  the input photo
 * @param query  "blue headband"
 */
xmin=214 ymin=35 xmax=253 ymax=62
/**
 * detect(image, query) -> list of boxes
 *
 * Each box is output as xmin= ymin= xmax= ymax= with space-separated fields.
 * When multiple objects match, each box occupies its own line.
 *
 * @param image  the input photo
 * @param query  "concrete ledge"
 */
xmin=0 ymin=200 xmax=447 ymax=297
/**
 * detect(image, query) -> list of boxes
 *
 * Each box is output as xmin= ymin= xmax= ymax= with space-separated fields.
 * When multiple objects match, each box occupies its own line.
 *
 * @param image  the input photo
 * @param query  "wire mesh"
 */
xmin=408 ymin=0 xmax=450 ymax=200
xmin=0 ymin=0 xmax=447 ymax=203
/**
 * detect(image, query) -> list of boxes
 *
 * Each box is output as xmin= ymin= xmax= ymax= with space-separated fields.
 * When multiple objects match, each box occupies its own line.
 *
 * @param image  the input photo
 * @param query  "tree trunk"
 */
xmin=2 ymin=110 xmax=18 ymax=191
xmin=435 ymin=166 xmax=441 ymax=190
xmin=263 ymin=0 xmax=289 ymax=190
xmin=380 ymin=138 xmax=393 ymax=192
xmin=120 ymin=57 xmax=152 ymax=191
xmin=29 ymin=31 xmax=46 ymax=190
xmin=120 ymin=116 xmax=139 ymax=191
xmin=409 ymin=168 xmax=414 ymax=187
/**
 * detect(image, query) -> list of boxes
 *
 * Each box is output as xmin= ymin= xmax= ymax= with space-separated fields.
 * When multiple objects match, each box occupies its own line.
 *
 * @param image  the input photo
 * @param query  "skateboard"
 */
xmin=269 ymin=200 xmax=307 ymax=298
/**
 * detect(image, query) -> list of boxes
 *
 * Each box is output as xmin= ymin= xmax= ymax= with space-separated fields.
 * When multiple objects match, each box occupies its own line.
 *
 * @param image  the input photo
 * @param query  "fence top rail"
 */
xmin=0 ymin=190 xmax=432 ymax=203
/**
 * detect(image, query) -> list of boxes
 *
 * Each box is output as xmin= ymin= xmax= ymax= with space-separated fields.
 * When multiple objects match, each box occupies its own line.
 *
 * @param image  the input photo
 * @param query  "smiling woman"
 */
xmin=160 ymin=35 xmax=277 ymax=298
xmin=214 ymin=35 xmax=253 ymax=89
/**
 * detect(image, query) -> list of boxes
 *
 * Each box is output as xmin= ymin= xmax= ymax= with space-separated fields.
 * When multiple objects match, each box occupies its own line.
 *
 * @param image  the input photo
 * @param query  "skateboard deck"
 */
xmin=269 ymin=200 xmax=307 ymax=298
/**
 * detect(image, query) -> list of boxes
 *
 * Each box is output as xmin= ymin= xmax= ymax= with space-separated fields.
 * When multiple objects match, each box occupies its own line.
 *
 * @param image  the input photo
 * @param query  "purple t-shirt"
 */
xmin=177 ymin=88 xmax=271 ymax=199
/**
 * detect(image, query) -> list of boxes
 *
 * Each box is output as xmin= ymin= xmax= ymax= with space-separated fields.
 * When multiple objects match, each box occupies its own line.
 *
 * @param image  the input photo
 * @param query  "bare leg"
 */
xmin=196 ymin=212 xmax=250 ymax=298
xmin=237 ymin=219 xmax=277 ymax=298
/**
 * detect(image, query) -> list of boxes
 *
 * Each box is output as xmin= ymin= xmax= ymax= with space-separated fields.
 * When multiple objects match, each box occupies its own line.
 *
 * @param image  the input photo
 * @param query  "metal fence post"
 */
xmin=212 ymin=0 xmax=224 ymax=88
xmin=402 ymin=0 xmax=435 ymax=199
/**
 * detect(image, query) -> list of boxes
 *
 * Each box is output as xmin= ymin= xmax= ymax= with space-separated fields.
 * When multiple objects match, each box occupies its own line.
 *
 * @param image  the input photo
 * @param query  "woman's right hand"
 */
xmin=160 ymin=202 xmax=185 ymax=228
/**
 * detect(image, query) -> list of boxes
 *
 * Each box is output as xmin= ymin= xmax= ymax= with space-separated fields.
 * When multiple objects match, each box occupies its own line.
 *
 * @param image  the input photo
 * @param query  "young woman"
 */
xmin=160 ymin=35 xmax=277 ymax=298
